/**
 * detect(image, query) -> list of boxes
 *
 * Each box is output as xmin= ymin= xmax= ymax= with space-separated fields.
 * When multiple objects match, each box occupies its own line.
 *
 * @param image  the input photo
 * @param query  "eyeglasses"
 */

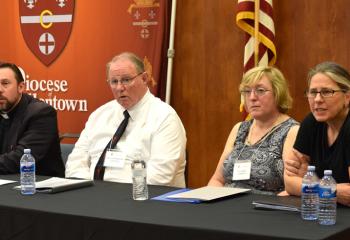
xmin=304 ymin=88 xmax=347 ymax=98
xmin=107 ymin=72 xmax=143 ymax=86
xmin=240 ymin=88 xmax=271 ymax=97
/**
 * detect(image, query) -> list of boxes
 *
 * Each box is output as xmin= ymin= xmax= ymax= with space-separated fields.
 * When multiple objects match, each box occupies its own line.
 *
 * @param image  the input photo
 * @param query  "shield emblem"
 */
xmin=19 ymin=0 xmax=75 ymax=66
xmin=128 ymin=0 xmax=160 ymax=39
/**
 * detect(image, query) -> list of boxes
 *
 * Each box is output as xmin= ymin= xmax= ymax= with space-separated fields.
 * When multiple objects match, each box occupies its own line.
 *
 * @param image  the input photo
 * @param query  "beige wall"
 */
xmin=172 ymin=0 xmax=350 ymax=187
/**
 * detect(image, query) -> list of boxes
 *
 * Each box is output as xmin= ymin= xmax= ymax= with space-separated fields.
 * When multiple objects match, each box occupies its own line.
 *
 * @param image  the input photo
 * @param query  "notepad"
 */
xmin=252 ymin=196 xmax=301 ymax=212
xmin=166 ymin=186 xmax=251 ymax=201
xmin=14 ymin=177 xmax=94 ymax=193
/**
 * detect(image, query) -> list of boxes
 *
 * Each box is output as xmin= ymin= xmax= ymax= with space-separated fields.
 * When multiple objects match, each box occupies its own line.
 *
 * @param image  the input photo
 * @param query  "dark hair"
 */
xmin=0 ymin=62 xmax=25 ymax=83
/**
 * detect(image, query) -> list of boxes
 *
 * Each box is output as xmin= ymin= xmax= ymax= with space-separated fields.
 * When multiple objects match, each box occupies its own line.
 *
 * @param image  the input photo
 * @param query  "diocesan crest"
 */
xmin=19 ymin=0 xmax=75 ymax=66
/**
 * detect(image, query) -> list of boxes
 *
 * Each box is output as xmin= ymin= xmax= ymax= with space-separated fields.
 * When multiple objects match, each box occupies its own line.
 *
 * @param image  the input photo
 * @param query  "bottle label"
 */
xmin=319 ymin=187 xmax=336 ymax=198
xmin=132 ymin=169 xmax=146 ymax=177
xmin=302 ymin=184 xmax=319 ymax=194
xmin=21 ymin=164 xmax=35 ymax=173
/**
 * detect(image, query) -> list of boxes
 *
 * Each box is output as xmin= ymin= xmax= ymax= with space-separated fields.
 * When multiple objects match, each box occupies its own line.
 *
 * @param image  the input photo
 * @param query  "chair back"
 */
xmin=59 ymin=133 xmax=80 ymax=165
xmin=60 ymin=143 xmax=75 ymax=165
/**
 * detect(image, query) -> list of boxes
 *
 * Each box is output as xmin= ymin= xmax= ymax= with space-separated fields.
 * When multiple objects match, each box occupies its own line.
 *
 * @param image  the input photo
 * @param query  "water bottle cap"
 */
xmin=307 ymin=165 xmax=315 ymax=171
xmin=324 ymin=170 xmax=332 ymax=175
xmin=131 ymin=159 xmax=146 ymax=169
xmin=23 ymin=149 xmax=31 ymax=154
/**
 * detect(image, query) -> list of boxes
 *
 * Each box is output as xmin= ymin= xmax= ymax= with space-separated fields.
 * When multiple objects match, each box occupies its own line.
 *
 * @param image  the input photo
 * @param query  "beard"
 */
xmin=0 ymin=96 xmax=20 ymax=112
xmin=0 ymin=101 xmax=13 ymax=112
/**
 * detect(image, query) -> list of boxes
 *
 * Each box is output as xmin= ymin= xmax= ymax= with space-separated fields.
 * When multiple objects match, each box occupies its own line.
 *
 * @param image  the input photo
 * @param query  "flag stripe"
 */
xmin=236 ymin=0 xmax=276 ymax=119
xmin=236 ymin=0 xmax=276 ymax=69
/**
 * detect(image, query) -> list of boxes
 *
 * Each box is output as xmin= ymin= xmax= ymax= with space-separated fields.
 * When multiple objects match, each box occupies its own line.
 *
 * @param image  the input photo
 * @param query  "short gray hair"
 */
xmin=106 ymin=52 xmax=144 ymax=77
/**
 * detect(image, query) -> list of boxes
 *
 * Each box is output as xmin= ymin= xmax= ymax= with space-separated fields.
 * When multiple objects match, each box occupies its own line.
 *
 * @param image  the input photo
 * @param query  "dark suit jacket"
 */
xmin=0 ymin=93 xmax=65 ymax=176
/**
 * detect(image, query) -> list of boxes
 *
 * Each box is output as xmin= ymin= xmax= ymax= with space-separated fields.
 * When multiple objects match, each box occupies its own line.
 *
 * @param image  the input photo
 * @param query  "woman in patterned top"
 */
xmin=208 ymin=66 xmax=299 ymax=195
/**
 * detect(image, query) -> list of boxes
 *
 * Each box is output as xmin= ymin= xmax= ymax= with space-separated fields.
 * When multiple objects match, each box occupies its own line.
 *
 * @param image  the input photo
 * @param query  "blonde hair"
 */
xmin=239 ymin=66 xmax=293 ymax=113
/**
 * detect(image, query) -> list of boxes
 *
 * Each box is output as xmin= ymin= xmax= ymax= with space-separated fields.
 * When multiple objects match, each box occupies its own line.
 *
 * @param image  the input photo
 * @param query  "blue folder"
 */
xmin=151 ymin=188 xmax=202 ymax=204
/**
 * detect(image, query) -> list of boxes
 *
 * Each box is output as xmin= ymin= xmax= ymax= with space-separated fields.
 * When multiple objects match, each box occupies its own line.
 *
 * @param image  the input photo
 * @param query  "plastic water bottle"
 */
xmin=301 ymin=165 xmax=319 ymax=220
xmin=131 ymin=159 xmax=148 ymax=200
xmin=20 ymin=149 xmax=36 ymax=195
xmin=318 ymin=170 xmax=337 ymax=225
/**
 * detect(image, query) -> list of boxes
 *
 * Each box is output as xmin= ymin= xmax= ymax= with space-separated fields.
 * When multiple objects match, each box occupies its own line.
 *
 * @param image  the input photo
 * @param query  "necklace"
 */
xmin=246 ymin=114 xmax=283 ymax=145
xmin=237 ymin=114 xmax=284 ymax=165
xmin=237 ymin=136 xmax=265 ymax=163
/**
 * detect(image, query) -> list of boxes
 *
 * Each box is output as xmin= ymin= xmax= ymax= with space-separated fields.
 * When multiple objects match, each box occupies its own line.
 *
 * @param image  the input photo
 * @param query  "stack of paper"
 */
xmin=152 ymin=186 xmax=250 ymax=203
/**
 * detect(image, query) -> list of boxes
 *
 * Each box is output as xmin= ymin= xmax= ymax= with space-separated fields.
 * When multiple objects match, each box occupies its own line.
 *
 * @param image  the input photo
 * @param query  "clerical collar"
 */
xmin=0 ymin=94 xmax=24 ymax=120
xmin=0 ymin=112 xmax=9 ymax=119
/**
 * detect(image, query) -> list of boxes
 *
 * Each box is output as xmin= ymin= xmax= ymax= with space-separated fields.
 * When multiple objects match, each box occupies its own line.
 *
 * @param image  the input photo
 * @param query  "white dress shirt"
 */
xmin=65 ymin=90 xmax=187 ymax=187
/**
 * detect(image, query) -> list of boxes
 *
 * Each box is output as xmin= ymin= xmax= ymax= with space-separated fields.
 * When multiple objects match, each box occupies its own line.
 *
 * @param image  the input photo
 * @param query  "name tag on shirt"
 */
xmin=104 ymin=149 xmax=126 ymax=168
xmin=232 ymin=160 xmax=251 ymax=180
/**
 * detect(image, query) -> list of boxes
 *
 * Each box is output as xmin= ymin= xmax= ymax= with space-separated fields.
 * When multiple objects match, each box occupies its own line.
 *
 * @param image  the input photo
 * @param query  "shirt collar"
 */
xmin=125 ymin=89 xmax=151 ymax=121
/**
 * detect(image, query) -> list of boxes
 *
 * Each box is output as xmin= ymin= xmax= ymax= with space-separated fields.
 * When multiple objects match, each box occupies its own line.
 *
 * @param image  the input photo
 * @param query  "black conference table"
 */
xmin=0 ymin=175 xmax=349 ymax=240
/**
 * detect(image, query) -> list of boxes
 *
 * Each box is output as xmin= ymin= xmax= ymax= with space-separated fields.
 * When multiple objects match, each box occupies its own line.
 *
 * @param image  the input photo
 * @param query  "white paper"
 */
xmin=166 ymin=186 xmax=250 ymax=201
xmin=104 ymin=149 xmax=125 ymax=168
xmin=232 ymin=161 xmax=251 ymax=180
xmin=14 ymin=177 xmax=92 ymax=190
xmin=35 ymin=177 xmax=91 ymax=188
xmin=0 ymin=179 xmax=16 ymax=185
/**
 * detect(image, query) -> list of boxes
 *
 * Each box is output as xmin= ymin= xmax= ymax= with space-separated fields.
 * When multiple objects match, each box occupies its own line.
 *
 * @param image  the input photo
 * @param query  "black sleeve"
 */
xmin=0 ymin=103 xmax=59 ymax=174
xmin=293 ymin=113 xmax=315 ymax=156
xmin=342 ymin=114 xmax=350 ymax=167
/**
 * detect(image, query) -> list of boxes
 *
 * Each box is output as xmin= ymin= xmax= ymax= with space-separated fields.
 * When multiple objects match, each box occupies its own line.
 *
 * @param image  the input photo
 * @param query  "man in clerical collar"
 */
xmin=0 ymin=62 xmax=64 ymax=176
xmin=0 ymin=64 xmax=23 ymax=117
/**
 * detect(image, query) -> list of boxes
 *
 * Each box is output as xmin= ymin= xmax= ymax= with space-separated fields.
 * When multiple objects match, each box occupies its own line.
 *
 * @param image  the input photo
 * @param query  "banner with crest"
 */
xmin=0 ymin=0 xmax=170 ymax=136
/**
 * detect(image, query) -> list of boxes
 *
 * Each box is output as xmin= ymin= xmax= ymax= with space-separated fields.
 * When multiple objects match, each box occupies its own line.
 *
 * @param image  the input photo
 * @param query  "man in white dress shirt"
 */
xmin=65 ymin=52 xmax=187 ymax=187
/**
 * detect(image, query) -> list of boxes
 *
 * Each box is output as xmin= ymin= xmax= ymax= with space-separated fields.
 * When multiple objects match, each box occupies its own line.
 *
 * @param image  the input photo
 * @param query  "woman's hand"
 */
xmin=337 ymin=183 xmax=350 ymax=207
xmin=277 ymin=190 xmax=290 ymax=196
xmin=285 ymin=149 xmax=309 ymax=177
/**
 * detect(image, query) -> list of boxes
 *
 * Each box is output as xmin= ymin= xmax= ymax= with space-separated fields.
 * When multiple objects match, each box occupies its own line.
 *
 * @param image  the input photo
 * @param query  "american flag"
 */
xmin=236 ymin=0 xmax=276 ymax=117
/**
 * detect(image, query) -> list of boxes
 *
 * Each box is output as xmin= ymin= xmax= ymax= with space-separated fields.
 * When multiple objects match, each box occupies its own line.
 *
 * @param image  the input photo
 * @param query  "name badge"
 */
xmin=104 ymin=149 xmax=126 ymax=168
xmin=232 ymin=160 xmax=251 ymax=180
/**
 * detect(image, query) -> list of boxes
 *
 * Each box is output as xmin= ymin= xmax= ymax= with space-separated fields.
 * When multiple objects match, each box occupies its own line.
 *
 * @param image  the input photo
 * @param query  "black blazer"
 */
xmin=0 ymin=94 xmax=65 ymax=177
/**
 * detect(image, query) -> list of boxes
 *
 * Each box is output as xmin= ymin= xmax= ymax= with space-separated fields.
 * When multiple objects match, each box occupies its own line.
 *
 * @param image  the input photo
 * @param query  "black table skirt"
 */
xmin=0 ymin=175 xmax=349 ymax=240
